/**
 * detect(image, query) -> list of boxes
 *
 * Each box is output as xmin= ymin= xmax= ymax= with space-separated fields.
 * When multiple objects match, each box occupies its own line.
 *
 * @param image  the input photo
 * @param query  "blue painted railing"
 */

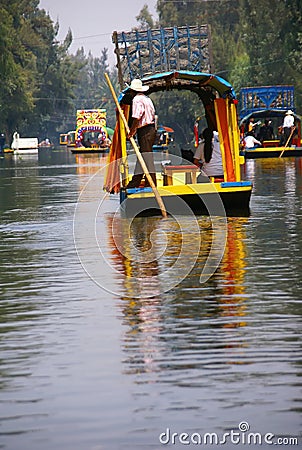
xmin=239 ymin=85 xmax=295 ymax=119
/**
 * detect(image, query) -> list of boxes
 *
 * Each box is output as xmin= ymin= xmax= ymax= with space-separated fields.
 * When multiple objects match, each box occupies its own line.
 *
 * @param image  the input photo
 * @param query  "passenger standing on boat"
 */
xmin=126 ymin=79 xmax=157 ymax=188
xmin=247 ymin=117 xmax=257 ymax=136
xmin=280 ymin=110 xmax=295 ymax=146
xmin=258 ymin=119 xmax=274 ymax=143
xmin=194 ymin=128 xmax=224 ymax=180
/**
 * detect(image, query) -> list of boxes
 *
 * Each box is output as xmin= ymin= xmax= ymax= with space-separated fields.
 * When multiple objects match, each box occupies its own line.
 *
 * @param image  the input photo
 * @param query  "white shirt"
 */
xmin=283 ymin=114 xmax=294 ymax=128
xmin=194 ymin=131 xmax=223 ymax=176
xmin=132 ymin=93 xmax=155 ymax=128
xmin=244 ymin=135 xmax=261 ymax=148
xmin=194 ymin=139 xmax=205 ymax=161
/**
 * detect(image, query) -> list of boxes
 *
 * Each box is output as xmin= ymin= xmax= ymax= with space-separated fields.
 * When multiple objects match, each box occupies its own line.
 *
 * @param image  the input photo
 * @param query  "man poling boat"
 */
xmin=104 ymin=25 xmax=253 ymax=218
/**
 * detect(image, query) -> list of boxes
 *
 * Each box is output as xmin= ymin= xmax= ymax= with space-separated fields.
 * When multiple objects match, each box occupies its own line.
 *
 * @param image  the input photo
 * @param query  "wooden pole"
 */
xmin=104 ymin=73 xmax=167 ymax=218
xmin=279 ymin=126 xmax=295 ymax=158
xmin=112 ymin=32 xmax=125 ymax=91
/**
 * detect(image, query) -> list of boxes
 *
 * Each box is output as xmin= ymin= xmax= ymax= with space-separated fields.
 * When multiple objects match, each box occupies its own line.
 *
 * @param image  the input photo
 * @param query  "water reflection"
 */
xmin=245 ymin=157 xmax=302 ymax=196
xmin=104 ymin=204 xmax=301 ymax=439
xmin=110 ymin=216 xmax=162 ymax=298
xmin=0 ymin=151 xmax=301 ymax=448
xmin=218 ymin=218 xmax=248 ymax=329
xmin=75 ymin=153 xmax=107 ymax=175
xmin=106 ymin=214 xmax=250 ymax=379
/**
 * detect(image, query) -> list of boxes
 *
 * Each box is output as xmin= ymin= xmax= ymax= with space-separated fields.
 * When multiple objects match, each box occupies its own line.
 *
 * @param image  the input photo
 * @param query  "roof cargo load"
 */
xmin=112 ymin=25 xmax=213 ymax=88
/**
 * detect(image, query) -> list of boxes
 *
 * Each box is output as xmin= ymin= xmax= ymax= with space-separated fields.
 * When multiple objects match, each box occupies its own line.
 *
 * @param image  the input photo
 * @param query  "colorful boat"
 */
xmin=38 ymin=139 xmax=54 ymax=149
xmin=59 ymin=133 xmax=68 ymax=145
xmin=119 ymin=72 xmax=252 ymax=217
xmin=239 ymin=85 xmax=302 ymax=158
xmin=153 ymin=125 xmax=175 ymax=152
xmin=70 ymin=109 xmax=111 ymax=154
xmin=104 ymin=26 xmax=252 ymax=217
xmin=67 ymin=130 xmax=76 ymax=148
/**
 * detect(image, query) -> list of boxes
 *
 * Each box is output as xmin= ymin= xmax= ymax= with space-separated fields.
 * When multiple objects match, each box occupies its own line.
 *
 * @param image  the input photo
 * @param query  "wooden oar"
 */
xmin=105 ymin=73 xmax=167 ymax=218
xmin=279 ymin=126 xmax=296 ymax=158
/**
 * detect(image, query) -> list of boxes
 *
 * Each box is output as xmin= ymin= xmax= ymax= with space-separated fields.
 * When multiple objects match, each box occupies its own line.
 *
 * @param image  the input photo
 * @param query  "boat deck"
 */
xmin=242 ymin=146 xmax=302 ymax=158
xmin=120 ymin=176 xmax=252 ymax=217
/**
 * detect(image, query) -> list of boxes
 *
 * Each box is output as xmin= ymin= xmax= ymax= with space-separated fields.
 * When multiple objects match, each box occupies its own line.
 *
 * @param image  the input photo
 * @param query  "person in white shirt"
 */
xmin=243 ymin=133 xmax=262 ymax=149
xmin=280 ymin=110 xmax=295 ymax=146
xmin=194 ymin=128 xmax=224 ymax=179
xmin=126 ymin=78 xmax=157 ymax=188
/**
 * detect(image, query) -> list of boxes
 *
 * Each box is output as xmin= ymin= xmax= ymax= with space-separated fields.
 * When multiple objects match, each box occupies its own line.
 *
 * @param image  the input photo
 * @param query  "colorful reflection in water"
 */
xmin=0 ymin=150 xmax=301 ymax=449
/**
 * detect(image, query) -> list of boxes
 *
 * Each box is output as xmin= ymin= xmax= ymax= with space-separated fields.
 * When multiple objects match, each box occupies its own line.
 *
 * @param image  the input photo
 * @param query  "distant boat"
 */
xmin=239 ymin=85 xmax=302 ymax=158
xmin=70 ymin=109 xmax=111 ymax=154
xmin=38 ymin=139 xmax=54 ymax=149
xmin=152 ymin=125 xmax=174 ymax=152
xmin=11 ymin=132 xmax=38 ymax=154
xmin=59 ymin=133 xmax=68 ymax=145
xmin=66 ymin=130 xmax=76 ymax=148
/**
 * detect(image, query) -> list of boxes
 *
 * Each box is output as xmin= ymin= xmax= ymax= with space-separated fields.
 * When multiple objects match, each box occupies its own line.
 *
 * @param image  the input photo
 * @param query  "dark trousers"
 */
xmin=132 ymin=124 xmax=156 ymax=186
xmin=282 ymin=127 xmax=293 ymax=146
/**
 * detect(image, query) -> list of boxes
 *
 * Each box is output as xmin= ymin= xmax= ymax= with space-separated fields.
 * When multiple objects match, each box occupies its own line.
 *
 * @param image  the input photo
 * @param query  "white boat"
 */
xmin=11 ymin=132 xmax=38 ymax=154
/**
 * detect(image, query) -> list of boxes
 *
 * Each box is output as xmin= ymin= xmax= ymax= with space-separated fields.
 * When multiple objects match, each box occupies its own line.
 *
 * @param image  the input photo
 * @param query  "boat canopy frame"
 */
xmin=112 ymin=25 xmax=214 ymax=89
xmin=118 ymin=70 xmax=236 ymax=133
xmin=239 ymin=85 xmax=295 ymax=120
xmin=119 ymin=70 xmax=236 ymax=101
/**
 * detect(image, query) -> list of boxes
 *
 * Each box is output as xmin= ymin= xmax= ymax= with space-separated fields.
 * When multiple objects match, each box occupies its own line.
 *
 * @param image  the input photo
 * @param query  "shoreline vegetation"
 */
xmin=0 ymin=1 xmax=301 ymax=148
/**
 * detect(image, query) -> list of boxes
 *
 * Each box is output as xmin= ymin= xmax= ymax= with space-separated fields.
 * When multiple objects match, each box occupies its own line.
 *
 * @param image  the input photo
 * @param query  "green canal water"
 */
xmin=0 ymin=149 xmax=301 ymax=449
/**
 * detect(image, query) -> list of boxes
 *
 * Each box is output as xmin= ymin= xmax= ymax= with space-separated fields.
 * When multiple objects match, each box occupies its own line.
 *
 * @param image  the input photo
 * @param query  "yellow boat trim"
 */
xmin=246 ymin=146 xmax=297 ymax=153
xmin=128 ymin=183 xmax=252 ymax=199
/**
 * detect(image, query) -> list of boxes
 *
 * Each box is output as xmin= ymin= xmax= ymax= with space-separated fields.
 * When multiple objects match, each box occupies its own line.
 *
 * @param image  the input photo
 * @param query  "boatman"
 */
xmin=126 ymin=78 xmax=157 ymax=188
xmin=280 ymin=110 xmax=295 ymax=146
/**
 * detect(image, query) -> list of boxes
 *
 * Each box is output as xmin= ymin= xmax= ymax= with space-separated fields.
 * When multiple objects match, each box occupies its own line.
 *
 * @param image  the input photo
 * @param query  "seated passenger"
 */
xmin=194 ymin=128 xmax=224 ymax=180
xmin=243 ymin=133 xmax=261 ymax=149
xmin=98 ymin=129 xmax=107 ymax=147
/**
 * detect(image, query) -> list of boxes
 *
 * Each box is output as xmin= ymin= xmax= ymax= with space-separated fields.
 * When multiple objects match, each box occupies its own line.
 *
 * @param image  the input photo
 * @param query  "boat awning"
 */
xmin=104 ymin=126 xmax=115 ymax=136
xmin=118 ymin=70 xmax=236 ymax=103
xmin=239 ymin=109 xmax=301 ymax=126
xmin=157 ymin=125 xmax=174 ymax=133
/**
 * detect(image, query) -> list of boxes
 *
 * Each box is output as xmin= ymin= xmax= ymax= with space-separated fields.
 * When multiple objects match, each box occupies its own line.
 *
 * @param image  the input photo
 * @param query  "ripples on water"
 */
xmin=0 ymin=152 xmax=301 ymax=449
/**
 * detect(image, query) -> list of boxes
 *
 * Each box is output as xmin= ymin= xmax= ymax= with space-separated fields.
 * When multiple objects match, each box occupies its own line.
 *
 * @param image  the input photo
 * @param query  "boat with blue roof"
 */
xmin=239 ymin=85 xmax=302 ymax=158
xmin=104 ymin=25 xmax=253 ymax=217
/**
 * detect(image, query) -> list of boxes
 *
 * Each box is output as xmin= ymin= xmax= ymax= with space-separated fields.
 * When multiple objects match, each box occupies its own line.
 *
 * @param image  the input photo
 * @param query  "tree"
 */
xmin=136 ymin=4 xmax=157 ymax=29
xmin=0 ymin=2 xmax=36 ymax=140
xmin=71 ymin=48 xmax=118 ymax=129
xmin=155 ymin=0 xmax=302 ymax=112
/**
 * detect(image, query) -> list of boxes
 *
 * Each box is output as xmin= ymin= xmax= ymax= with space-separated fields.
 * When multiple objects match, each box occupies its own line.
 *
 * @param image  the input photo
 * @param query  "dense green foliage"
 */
xmin=0 ymin=0 xmax=117 ymax=145
xmin=156 ymin=0 xmax=302 ymax=91
xmin=0 ymin=0 xmax=301 ymax=147
xmin=155 ymin=0 xmax=302 ymax=144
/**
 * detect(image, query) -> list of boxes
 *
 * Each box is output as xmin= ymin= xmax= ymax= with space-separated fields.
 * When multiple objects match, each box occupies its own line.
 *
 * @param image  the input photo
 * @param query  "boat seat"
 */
xmin=162 ymin=164 xmax=199 ymax=185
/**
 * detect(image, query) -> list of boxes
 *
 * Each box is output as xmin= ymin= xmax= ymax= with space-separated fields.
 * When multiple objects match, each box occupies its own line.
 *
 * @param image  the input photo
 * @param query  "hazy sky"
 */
xmin=39 ymin=0 xmax=158 ymax=66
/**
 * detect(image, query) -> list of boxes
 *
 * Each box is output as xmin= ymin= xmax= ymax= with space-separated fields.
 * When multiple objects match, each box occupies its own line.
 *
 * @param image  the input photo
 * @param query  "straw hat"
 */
xmin=129 ymin=79 xmax=149 ymax=92
xmin=285 ymin=110 xmax=294 ymax=115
